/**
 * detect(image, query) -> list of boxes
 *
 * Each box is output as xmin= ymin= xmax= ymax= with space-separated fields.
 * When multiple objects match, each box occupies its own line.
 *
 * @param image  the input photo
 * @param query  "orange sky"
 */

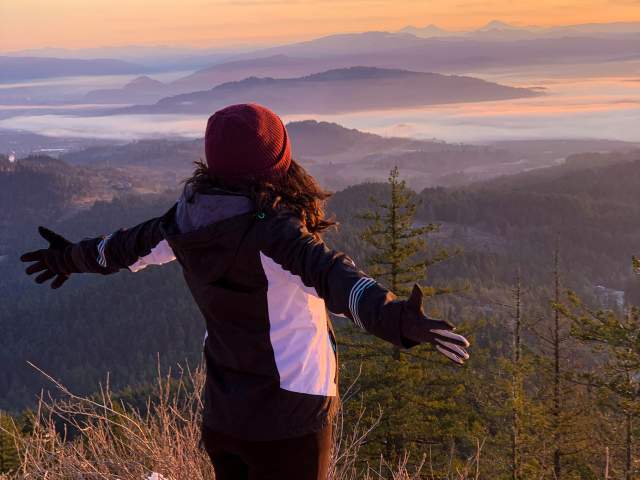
xmin=1 ymin=0 xmax=639 ymax=52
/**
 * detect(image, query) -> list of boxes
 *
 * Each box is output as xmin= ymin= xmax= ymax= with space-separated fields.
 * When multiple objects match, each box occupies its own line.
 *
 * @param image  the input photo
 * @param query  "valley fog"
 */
xmin=2 ymin=68 xmax=639 ymax=143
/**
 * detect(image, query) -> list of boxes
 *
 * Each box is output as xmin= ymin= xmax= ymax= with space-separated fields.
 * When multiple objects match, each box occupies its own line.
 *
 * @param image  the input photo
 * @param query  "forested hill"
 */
xmin=471 ymin=149 xmax=640 ymax=201
xmin=417 ymin=152 xmax=640 ymax=289
xmin=0 ymin=156 xmax=89 ymax=224
xmin=421 ymin=150 xmax=640 ymax=235
xmin=119 ymin=66 xmax=538 ymax=115
xmin=0 ymin=155 xmax=116 ymax=249
xmin=58 ymin=120 xmax=600 ymax=191
xmin=1 ymin=191 xmax=186 ymax=411
xmin=1 ymin=150 xmax=638 ymax=412
xmin=328 ymin=151 xmax=640 ymax=293
xmin=0 ymin=155 xmax=169 ymax=250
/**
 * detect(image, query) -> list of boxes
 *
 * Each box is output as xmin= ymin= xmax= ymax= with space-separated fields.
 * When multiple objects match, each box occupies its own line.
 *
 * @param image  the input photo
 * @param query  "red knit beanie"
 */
xmin=204 ymin=103 xmax=291 ymax=181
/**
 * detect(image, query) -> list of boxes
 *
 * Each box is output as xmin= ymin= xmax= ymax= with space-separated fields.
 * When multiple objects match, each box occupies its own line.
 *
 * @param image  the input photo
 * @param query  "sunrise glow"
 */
xmin=2 ymin=0 xmax=640 ymax=52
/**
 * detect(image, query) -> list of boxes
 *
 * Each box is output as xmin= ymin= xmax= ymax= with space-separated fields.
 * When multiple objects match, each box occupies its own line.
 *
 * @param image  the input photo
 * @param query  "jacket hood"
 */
xmin=175 ymin=184 xmax=254 ymax=234
xmin=161 ymin=185 xmax=256 ymax=282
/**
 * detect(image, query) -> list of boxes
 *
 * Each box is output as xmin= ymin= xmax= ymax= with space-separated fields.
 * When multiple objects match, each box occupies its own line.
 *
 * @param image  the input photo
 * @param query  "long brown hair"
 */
xmin=184 ymin=159 xmax=335 ymax=234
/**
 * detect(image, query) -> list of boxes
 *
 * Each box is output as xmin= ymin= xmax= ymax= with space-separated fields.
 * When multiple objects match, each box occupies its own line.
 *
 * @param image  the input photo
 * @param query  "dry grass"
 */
xmin=0 ymin=364 xmax=482 ymax=480
xmin=5 ymin=362 xmax=213 ymax=480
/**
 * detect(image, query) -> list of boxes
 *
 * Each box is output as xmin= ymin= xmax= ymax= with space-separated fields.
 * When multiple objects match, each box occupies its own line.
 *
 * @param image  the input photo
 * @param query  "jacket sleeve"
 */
xmin=69 ymin=210 xmax=176 ymax=274
xmin=258 ymin=210 xmax=411 ymax=347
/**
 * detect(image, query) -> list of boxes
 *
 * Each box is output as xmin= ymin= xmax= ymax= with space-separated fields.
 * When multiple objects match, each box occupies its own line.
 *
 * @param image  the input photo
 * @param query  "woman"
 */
xmin=21 ymin=103 xmax=470 ymax=480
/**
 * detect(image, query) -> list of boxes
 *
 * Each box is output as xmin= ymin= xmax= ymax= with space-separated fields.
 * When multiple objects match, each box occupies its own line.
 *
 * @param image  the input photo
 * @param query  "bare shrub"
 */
xmin=6 ymin=362 xmax=213 ymax=479
xmin=1 ymin=363 xmax=482 ymax=479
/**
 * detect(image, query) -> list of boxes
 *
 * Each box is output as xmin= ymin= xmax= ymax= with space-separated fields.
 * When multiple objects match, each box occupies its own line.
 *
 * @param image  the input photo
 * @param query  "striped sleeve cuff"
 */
xmin=96 ymin=233 xmax=113 ymax=268
xmin=348 ymin=277 xmax=376 ymax=330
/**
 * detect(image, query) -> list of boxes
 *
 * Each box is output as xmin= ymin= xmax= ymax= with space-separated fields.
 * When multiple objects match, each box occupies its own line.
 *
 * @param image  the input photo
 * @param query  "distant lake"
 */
xmin=1 ymin=69 xmax=639 ymax=144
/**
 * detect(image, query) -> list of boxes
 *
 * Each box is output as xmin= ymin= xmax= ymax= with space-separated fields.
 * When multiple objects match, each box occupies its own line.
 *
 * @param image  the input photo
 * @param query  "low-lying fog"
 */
xmin=1 ymin=66 xmax=639 ymax=144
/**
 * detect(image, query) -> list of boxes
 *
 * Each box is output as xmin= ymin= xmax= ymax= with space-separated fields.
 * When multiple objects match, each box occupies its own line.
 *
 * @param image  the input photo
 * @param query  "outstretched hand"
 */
xmin=20 ymin=226 xmax=73 ymax=289
xmin=402 ymin=284 xmax=470 ymax=365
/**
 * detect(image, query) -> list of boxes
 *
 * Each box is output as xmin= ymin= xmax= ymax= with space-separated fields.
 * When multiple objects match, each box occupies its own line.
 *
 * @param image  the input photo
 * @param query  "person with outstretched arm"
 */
xmin=21 ymin=103 xmax=470 ymax=480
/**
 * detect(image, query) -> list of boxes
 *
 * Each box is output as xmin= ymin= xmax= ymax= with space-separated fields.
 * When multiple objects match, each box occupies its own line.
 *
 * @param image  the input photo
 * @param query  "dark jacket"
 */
xmin=70 ymin=187 xmax=408 ymax=440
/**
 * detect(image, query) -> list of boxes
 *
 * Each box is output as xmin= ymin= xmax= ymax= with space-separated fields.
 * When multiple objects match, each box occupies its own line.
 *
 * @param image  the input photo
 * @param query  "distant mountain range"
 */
xmin=399 ymin=20 xmax=640 ymax=40
xmin=111 ymin=67 xmax=538 ymax=116
xmin=72 ymin=26 xmax=640 ymax=105
xmin=2 ymin=20 xmax=637 ymax=110
xmin=7 ymin=20 xmax=639 ymax=61
xmin=84 ymin=55 xmax=345 ymax=104
xmin=0 ymin=56 xmax=144 ymax=81
xmin=1 ymin=46 xmax=242 ymax=71
xmin=169 ymin=55 xmax=339 ymax=93
xmin=3 ymin=20 xmax=637 ymax=87
xmin=231 ymin=30 xmax=640 ymax=67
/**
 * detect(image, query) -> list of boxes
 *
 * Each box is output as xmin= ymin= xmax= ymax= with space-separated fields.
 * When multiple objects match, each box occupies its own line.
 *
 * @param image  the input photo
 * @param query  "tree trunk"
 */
xmin=626 ymin=412 xmax=632 ymax=480
xmin=553 ymin=247 xmax=562 ymax=480
xmin=391 ymin=174 xmax=399 ymax=362
xmin=511 ymin=273 xmax=522 ymax=480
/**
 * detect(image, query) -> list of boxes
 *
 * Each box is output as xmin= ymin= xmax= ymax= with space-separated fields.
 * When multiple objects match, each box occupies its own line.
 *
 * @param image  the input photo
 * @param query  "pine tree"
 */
xmin=565 ymin=264 xmax=640 ymax=480
xmin=476 ymin=274 xmax=550 ymax=479
xmin=532 ymin=244 xmax=597 ymax=478
xmin=342 ymin=167 xmax=471 ymax=468
xmin=510 ymin=273 xmax=523 ymax=480
xmin=358 ymin=166 xmax=442 ymax=298
xmin=552 ymin=247 xmax=563 ymax=479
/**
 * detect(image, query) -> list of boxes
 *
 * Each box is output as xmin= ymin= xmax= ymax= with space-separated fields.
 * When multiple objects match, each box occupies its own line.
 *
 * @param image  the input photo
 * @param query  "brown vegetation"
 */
xmin=0 ymin=363 xmax=483 ymax=480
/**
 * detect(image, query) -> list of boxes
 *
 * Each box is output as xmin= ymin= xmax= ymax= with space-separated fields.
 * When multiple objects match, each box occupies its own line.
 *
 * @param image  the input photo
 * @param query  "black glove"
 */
xmin=401 ymin=284 xmax=470 ymax=365
xmin=20 ymin=227 xmax=78 ymax=289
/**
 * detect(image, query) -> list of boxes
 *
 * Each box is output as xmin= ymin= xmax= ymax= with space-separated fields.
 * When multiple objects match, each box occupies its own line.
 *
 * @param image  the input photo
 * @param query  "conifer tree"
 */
xmin=510 ymin=273 xmax=523 ymax=480
xmin=343 ymin=167 xmax=471 ymax=468
xmin=535 ymin=245 xmax=595 ymax=478
xmin=479 ymin=275 xmax=550 ymax=479
xmin=552 ymin=247 xmax=563 ymax=479
xmin=358 ymin=166 xmax=441 ymax=298
xmin=565 ymin=262 xmax=640 ymax=480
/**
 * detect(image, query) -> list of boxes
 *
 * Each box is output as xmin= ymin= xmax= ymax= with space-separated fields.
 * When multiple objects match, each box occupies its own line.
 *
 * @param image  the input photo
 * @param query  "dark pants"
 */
xmin=201 ymin=424 xmax=332 ymax=480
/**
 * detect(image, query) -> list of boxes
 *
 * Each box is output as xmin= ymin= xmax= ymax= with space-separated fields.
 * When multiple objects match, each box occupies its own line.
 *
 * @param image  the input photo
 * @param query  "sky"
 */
xmin=1 ymin=0 xmax=640 ymax=52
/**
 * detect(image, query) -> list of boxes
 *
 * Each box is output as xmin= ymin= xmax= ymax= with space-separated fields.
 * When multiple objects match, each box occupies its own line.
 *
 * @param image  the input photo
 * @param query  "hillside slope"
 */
xmin=0 ymin=155 xmax=168 ymax=250
xmin=418 ymin=152 xmax=640 ymax=288
xmin=2 ymin=150 xmax=638 ymax=412
xmin=59 ymin=120 xmax=539 ymax=190
xmin=119 ymin=67 xmax=538 ymax=115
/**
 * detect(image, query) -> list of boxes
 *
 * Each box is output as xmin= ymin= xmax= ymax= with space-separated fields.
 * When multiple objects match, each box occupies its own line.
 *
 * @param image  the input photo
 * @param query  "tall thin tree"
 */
xmin=510 ymin=272 xmax=523 ymax=480
xmin=552 ymin=246 xmax=562 ymax=479
xmin=359 ymin=166 xmax=439 ymax=299
xmin=353 ymin=166 xmax=460 ymax=464
xmin=567 ymin=287 xmax=640 ymax=480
